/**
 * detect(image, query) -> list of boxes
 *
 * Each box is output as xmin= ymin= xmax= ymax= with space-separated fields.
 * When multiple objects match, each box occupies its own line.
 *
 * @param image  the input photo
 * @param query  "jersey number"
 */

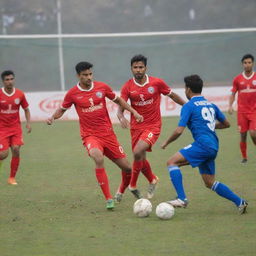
xmin=89 ymin=98 xmax=94 ymax=107
xmin=139 ymin=94 xmax=145 ymax=101
xmin=201 ymin=107 xmax=215 ymax=131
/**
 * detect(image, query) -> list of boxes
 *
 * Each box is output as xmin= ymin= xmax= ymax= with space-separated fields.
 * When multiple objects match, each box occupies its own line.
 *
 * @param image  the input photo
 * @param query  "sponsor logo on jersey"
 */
xmin=82 ymin=102 xmax=103 ymax=112
xmin=14 ymin=98 xmax=20 ymax=104
xmin=252 ymin=80 xmax=256 ymax=86
xmin=148 ymin=87 xmax=154 ymax=94
xmin=134 ymin=98 xmax=154 ymax=106
xmin=96 ymin=91 xmax=103 ymax=98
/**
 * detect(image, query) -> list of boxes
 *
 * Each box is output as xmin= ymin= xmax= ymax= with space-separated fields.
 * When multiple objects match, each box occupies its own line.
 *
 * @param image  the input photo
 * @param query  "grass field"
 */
xmin=0 ymin=115 xmax=255 ymax=256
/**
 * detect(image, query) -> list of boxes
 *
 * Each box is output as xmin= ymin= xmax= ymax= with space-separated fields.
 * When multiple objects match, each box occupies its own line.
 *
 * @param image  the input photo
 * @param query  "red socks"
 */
xmin=141 ymin=159 xmax=156 ymax=183
xmin=10 ymin=157 xmax=20 ymax=178
xmin=95 ymin=168 xmax=112 ymax=200
xmin=130 ymin=160 xmax=143 ymax=188
xmin=240 ymin=142 xmax=247 ymax=159
xmin=130 ymin=160 xmax=157 ymax=188
xmin=118 ymin=171 xmax=131 ymax=194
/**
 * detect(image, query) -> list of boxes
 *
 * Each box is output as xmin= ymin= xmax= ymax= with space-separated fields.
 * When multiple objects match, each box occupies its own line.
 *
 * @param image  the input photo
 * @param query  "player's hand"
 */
xmin=119 ymin=116 xmax=130 ymax=129
xmin=46 ymin=117 xmax=54 ymax=125
xmin=228 ymin=107 xmax=233 ymax=115
xmin=26 ymin=123 xmax=32 ymax=133
xmin=161 ymin=141 xmax=168 ymax=149
xmin=134 ymin=111 xmax=143 ymax=123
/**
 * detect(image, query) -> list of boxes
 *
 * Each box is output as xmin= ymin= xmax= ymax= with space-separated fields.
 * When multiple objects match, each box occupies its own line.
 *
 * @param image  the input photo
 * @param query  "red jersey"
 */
xmin=121 ymin=75 xmax=172 ymax=130
xmin=232 ymin=72 xmax=256 ymax=113
xmin=62 ymin=81 xmax=117 ymax=137
xmin=0 ymin=87 xmax=29 ymax=129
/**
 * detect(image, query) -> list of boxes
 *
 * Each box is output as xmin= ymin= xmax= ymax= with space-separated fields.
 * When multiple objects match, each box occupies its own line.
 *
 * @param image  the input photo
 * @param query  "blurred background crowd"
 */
xmin=1 ymin=0 xmax=256 ymax=35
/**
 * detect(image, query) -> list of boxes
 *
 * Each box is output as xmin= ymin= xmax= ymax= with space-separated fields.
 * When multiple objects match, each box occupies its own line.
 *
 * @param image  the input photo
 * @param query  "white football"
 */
xmin=156 ymin=202 xmax=175 ymax=220
xmin=133 ymin=198 xmax=152 ymax=217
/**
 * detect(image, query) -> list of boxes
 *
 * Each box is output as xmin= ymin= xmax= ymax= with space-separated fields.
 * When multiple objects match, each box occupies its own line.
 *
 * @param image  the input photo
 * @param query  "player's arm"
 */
xmin=24 ymin=108 xmax=32 ymax=133
xmin=168 ymin=92 xmax=186 ymax=106
xmin=117 ymin=105 xmax=130 ymax=129
xmin=161 ymin=126 xmax=185 ymax=149
xmin=215 ymin=119 xmax=230 ymax=129
xmin=46 ymin=107 xmax=66 ymax=125
xmin=215 ymin=104 xmax=230 ymax=129
xmin=228 ymin=92 xmax=236 ymax=115
xmin=114 ymin=96 xmax=143 ymax=124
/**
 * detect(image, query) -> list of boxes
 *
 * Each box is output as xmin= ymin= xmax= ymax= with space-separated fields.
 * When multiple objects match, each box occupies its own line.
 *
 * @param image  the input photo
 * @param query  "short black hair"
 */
xmin=241 ymin=54 xmax=254 ymax=63
xmin=131 ymin=54 xmax=147 ymax=66
xmin=1 ymin=70 xmax=15 ymax=80
xmin=75 ymin=62 xmax=93 ymax=74
xmin=184 ymin=75 xmax=203 ymax=93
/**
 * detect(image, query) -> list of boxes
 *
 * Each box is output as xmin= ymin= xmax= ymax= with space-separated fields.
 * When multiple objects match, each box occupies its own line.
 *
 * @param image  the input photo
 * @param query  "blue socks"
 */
xmin=211 ymin=181 xmax=242 ymax=206
xmin=167 ymin=165 xmax=243 ymax=207
xmin=168 ymin=165 xmax=187 ymax=200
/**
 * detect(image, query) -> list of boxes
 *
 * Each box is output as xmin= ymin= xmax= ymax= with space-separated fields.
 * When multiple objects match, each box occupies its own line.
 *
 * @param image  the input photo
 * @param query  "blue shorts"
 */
xmin=179 ymin=141 xmax=217 ymax=175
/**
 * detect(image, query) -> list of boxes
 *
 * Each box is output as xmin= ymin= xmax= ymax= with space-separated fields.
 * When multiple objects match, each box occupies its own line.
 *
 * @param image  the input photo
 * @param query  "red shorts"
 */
xmin=0 ymin=128 xmax=24 ymax=151
xmin=131 ymin=128 xmax=160 ymax=152
xmin=237 ymin=112 xmax=256 ymax=133
xmin=82 ymin=134 xmax=126 ymax=160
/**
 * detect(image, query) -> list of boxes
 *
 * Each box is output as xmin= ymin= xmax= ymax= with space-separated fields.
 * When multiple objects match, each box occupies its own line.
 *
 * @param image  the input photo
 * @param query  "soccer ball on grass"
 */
xmin=133 ymin=198 xmax=152 ymax=217
xmin=155 ymin=202 xmax=175 ymax=220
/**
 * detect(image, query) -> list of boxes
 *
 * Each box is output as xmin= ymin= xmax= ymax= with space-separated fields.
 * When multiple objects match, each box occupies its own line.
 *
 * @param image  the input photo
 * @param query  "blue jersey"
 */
xmin=178 ymin=96 xmax=226 ymax=151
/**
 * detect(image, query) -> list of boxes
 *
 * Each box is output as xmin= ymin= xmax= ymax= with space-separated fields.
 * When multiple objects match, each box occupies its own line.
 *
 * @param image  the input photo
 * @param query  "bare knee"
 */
xmin=89 ymin=150 xmax=104 ymax=167
xmin=204 ymin=180 xmax=214 ymax=189
xmin=11 ymin=147 xmax=20 ymax=157
xmin=122 ymin=163 xmax=132 ymax=173
xmin=0 ymin=150 xmax=9 ymax=160
xmin=201 ymin=174 xmax=215 ymax=189
xmin=133 ymin=149 xmax=144 ymax=161
xmin=167 ymin=159 xmax=177 ymax=166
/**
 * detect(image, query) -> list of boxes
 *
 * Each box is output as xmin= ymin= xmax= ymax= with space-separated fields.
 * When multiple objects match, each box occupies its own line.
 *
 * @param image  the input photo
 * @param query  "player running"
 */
xmin=47 ymin=62 xmax=143 ymax=210
xmin=116 ymin=55 xmax=185 ymax=200
xmin=0 ymin=70 xmax=32 ymax=185
xmin=228 ymin=54 xmax=256 ymax=163
xmin=161 ymin=74 xmax=248 ymax=214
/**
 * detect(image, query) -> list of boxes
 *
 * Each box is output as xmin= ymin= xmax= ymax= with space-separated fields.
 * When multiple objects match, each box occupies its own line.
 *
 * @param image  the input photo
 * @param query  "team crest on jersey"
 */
xmin=148 ymin=86 xmax=154 ymax=94
xmin=0 ymin=144 xmax=3 ymax=149
xmin=252 ymin=80 xmax=256 ymax=86
xmin=14 ymin=98 xmax=20 ymax=104
xmin=96 ymin=91 xmax=103 ymax=98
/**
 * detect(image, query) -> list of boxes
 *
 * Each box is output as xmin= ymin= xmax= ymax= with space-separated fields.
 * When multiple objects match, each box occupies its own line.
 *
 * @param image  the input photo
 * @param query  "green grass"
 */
xmin=0 ymin=115 xmax=255 ymax=256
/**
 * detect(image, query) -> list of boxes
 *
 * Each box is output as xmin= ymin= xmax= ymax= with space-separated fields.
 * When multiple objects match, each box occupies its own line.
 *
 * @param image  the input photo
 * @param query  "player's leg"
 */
xmin=166 ymin=151 xmax=189 ymax=207
xmin=8 ymin=131 xmax=24 ymax=185
xmin=249 ymin=130 xmax=256 ymax=145
xmin=112 ymin=157 xmax=132 ymax=202
xmin=130 ymin=139 xmax=149 ymax=190
xmin=0 ymin=149 xmax=9 ymax=171
xmin=248 ymin=115 xmax=256 ymax=146
xmin=8 ymin=145 xmax=21 ymax=185
xmin=200 ymin=162 xmax=248 ymax=214
xmin=102 ymin=135 xmax=132 ymax=203
xmin=89 ymin=147 xmax=114 ymax=209
xmin=240 ymin=132 xmax=247 ymax=163
xmin=0 ymin=134 xmax=10 ymax=171
xmin=138 ymin=130 xmax=159 ymax=188
xmin=238 ymin=112 xmax=248 ymax=162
